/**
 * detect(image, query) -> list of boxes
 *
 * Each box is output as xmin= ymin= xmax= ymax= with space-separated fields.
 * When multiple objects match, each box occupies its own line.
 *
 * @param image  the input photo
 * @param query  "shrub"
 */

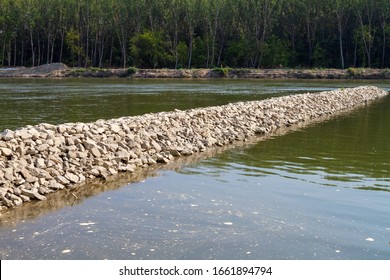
xmin=347 ymin=67 xmax=364 ymax=76
xmin=118 ymin=67 xmax=138 ymax=77
xmin=127 ymin=67 xmax=138 ymax=75
xmin=212 ymin=66 xmax=230 ymax=77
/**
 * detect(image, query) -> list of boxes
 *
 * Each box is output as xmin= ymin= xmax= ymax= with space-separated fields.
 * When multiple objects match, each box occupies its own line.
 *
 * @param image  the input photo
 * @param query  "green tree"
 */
xmin=353 ymin=0 xmax=378 ymax=67
xmin=378 ymin=0 xmax=390 ymax=67
xmin=298 ymin=0 xmax=327 ymax=66
xmin=261 ymin=35 xmax=290 ymax=68
xmin=113 ymin=0 xmax=132 ymax=68
xmin=278 ymin=0 xmax=301 ymax=65
xmin=65 ymin=29 xmax=85 ymax=67
xmin=130 ymin=30 xmax=173 ymax=68
xmin=0 ymin=0 xmax=389 ymax=69
xmin=177 ymin=41 xmax=189 ymax=68
xmin=329 ymin=0 xmax=352 ymax=68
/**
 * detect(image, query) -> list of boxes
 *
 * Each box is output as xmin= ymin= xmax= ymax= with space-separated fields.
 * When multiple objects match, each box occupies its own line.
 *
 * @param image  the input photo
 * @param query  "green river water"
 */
xmin=0 ymin=78 xmax=389 ymax=259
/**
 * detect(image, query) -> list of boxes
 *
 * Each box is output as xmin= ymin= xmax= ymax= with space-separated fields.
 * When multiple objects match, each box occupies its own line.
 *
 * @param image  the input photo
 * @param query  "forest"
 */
xmin=0 ymin=0 xmax=390 ymax=69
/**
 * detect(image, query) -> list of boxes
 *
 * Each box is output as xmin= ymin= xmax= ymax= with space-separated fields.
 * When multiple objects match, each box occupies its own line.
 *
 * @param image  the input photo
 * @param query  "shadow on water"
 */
xmin=180 ymin=95 xmax=390 ymax=192
xmin=0 ymin=142 xmax=248 ymax=226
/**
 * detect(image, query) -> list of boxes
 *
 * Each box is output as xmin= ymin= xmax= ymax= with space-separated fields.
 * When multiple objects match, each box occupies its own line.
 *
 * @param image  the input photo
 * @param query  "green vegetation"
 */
xmin=127 ymin=67 xmax=138 ymax=76
xmin=117 ymin=67 xmax=138 ymax=78
xmin=347 ymin=67 xmax=365 ymax=76
xmin=212 ymin=66 xmax=230 ymax=77
xmin=0 ymin=0 xmax=390 ymax=69
xmin=67 ymin=67 xmax=113 ymax=77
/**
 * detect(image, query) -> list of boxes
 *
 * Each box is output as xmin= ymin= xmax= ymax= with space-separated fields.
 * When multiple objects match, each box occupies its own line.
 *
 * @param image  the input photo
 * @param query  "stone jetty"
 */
xmin=0 ymin=86 xmax=388 ymax=210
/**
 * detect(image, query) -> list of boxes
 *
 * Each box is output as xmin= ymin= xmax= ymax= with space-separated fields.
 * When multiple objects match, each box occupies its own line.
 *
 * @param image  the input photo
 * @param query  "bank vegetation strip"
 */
xmin=0 ymin=86 xmax=388 ymax=211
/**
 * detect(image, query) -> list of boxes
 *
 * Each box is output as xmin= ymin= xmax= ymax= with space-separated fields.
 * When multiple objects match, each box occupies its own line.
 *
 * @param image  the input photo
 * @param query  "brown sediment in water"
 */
xmin=0 ymin=85 xmax=388 ymax=213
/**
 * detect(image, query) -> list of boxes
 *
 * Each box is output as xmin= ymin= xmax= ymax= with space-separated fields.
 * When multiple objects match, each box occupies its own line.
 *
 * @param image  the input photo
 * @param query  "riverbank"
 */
xmin=1 ymin=63 xmax=390 ymax=79
xmin=0 ymin=86 xmax=388 ymax=211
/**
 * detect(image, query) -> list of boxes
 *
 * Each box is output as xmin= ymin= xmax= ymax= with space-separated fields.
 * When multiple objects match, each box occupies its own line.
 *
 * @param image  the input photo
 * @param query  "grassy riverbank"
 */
xmin=1 ymin=63 xmax=390 ymax=80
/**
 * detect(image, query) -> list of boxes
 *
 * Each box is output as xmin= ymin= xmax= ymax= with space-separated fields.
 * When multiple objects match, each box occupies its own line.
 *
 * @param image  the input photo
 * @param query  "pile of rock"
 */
xmin=0 ymin=63 xmax=68 ymax=77
xmin=0 ymin=86 xmax=388 ymax=210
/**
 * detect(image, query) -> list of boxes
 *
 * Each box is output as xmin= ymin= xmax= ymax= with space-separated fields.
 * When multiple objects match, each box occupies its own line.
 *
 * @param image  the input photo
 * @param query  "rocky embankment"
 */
xmin=0 ymin=86 xmax=388 ymax=211
xmin=2 ymin=63 xmax=390 ymax=79
xmin=62 ymin=67 xmax=390 ymax=79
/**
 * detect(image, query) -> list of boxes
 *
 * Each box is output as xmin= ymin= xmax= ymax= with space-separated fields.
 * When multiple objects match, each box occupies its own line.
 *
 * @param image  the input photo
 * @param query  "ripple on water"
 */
xmin=0 ymin=80 xmax=390 ymax=259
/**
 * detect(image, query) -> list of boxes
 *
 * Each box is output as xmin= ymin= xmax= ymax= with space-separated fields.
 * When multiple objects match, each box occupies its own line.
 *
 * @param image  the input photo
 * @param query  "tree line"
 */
xmin=0 ymin=0 xmax=389 ymax=69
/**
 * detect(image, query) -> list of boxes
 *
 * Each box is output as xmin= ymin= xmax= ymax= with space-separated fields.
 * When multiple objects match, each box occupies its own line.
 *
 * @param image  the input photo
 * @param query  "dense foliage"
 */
xmin=0 ymin=0 xmax=389 ymax=69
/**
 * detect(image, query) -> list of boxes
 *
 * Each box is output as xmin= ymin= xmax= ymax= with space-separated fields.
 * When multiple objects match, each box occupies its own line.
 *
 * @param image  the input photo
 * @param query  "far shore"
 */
xmin=1 ymin=63 xmax=390 ymax=80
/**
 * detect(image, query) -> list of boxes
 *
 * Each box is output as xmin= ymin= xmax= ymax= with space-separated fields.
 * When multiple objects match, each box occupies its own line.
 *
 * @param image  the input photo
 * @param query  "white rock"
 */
xmin=65 ymin=172 xmax=79 ymax=184
xmin=1 ymin=129 xmax=14 ymax=141
xmin=90 ymin=147 xmax=101 ymax=158
xmin=20 ymin=188 xmax=46 ymax=201
xmin=0 ymin=147 xmax=13 ymax=157
xmin=17 ymin=130 xmax=33 ymax=140
xmin=56 ymin=175 xmax=70 ymax=185
xmin=110 ymin=124 xmax=121 ymax=134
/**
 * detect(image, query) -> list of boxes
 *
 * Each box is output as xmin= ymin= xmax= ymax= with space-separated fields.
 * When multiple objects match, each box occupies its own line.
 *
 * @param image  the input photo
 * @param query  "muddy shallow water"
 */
xmin=0 ymin=79 xmax=389 ymax=259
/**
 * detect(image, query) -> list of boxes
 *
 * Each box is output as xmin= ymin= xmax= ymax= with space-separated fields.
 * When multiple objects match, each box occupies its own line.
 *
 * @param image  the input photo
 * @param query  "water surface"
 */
xmin=0 ymin=78 xmax=389 ymax=259
xmin=1 ymin=78 xmax=389 ymax=130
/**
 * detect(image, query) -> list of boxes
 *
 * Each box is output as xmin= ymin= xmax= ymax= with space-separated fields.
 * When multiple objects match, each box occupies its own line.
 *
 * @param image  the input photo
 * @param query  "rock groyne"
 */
xmin=0 ymin=86 xmax=388 ymax=211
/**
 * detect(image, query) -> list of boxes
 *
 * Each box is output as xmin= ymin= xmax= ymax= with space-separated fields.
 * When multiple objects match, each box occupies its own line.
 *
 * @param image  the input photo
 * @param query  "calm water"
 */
xmin=0 ymin=78 xmax=389 ymax=259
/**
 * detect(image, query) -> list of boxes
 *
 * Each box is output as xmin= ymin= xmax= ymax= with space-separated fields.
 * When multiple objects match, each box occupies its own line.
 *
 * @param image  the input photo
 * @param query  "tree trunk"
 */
xmin=21 ymin=40 xmax=24 ymax=66
xmin=117 ymin=29 xmax=127 ymax=68
xmin=206 ymin=32 xmax=210 ymax=68
xmin=357 ymin=13 xmax=372 ymax=67
xmin=1 ymin=43 xmax=4 ymax=66
xmin=187 ymin=26 xmax=193 ymax=68
xmin=13 ymin=39 xmax=17 ymax=66
xmin=109 ymin=36 xmax=114 ymax=67
xmin=217 ymin=37 xmax=224 ymax=66
xmin=122 ymin=46 xmax=126 ymax=69
xmin=85 ymin=26 xmax=90 ymax=67
xmin=59 ymin=31 xmax=65 ymax=63
xmin=210 ymin=8 xmax=219 ymax=67
xmin=50 ymin=39 xmax=55 ymax=63
xmin=338 ymin=20 xmax=345 ymax=69
xmin=306 ymin=21 xmax=313 ymax=66
xmin=210 ymin=28 xmax=216 ymax=67
xmin=77 ymin=27 xmax=82 ymax=67
xmin=174 ymin=21 xmax=178 ymax=69
xmin=30 ymin=30 xmax=35 ymax=67
xmin=37 ymin=36 xmax=41 ymax=66
xmin=99 ymin=41 xmax=105 ymax=68
xmin=93 ymin=33 xmax=98 ymax=66
xmin=47 ymin=36 xmax=50 ymax=64
xmin=98 ymin=33 xmax=105 ymax=68
xmin=7 ymin=41 xmax=11 ymax=66
xmin=382 ymin=21 xmax=386 ymax=68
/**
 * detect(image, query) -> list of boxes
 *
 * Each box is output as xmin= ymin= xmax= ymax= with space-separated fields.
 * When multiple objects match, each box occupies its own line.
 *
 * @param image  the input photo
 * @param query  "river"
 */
xmin=0 ymin=78 xmax=389 ymax=259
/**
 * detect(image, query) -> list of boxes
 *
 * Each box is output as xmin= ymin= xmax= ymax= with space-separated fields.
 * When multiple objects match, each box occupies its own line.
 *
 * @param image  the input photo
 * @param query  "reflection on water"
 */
xmin=1 ymin=78 xmax=390 ymax=131
xmin=179 ymin=96 xmax=390 ymax=193
xmin=0 ymin=145 xmax=236 ymax=226
xmin=0 ymin=79 xmax=389 ymax=260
